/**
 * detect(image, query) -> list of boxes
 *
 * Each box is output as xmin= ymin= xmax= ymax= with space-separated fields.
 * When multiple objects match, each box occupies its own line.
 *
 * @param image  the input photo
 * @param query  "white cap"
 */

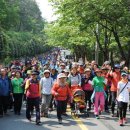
xmin=64 ymin=69 xmax=70 ymax=73
xmin=44 ymin=70 xmax=50 ymax=74
xmin=58 ymin=73 xmax=67 ymax=79
xmin=60 ymin=63 xmax=66 ymax=66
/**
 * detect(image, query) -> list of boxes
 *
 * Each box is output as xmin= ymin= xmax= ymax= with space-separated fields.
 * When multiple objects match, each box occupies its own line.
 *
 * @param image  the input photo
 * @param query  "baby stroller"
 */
xmin=71 ymin=89 xmax=89 ymax=118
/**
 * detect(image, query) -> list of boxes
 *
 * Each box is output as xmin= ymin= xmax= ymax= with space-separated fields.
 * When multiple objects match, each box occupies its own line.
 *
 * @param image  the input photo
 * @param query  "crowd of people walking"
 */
xmin=0 ymin=48 xmax=130 ymax=126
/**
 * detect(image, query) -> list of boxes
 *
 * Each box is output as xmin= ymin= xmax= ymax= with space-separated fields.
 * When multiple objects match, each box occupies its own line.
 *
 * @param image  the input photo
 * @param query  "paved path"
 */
xmin=0 ymin=106 xmax=130 ymax=130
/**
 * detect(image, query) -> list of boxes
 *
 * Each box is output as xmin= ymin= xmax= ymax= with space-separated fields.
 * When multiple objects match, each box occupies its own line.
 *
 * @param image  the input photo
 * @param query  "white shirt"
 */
xmin=117 ymin=81 xmax=130 ymax=103
xmin=40 ymin=77 xmax=53 ymax=95
xmin=68 ymin=74 xmax=81 ymax=86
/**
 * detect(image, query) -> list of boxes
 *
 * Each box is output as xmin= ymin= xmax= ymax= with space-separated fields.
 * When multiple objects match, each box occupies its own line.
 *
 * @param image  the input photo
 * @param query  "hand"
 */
xmin=70 ymin=97 xmax=73 ymax=103
xmin=10 ymin=93 xmax=13 ymax=96
xmin=55 ymin=92 xmax=59 ymax=96
xmin=21 ymin=84 xmax=24 ymax=87
xmin=104 ymin=79 xmax=108 ymax=84
xmin=88 ymin=80 xmax=92 ymax=85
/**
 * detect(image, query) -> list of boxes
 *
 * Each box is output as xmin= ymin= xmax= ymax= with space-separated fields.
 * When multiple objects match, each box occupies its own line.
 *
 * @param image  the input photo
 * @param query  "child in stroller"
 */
xmin=71 ymin=89 xmax=89 ymax=117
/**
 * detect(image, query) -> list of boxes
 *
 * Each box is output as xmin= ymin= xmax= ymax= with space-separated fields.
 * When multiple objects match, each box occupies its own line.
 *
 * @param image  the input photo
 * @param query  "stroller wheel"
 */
xmin=75 ymin=114 xmax=79 ymax=118
xmin=85 ymin=113 xmax=89 ymax=117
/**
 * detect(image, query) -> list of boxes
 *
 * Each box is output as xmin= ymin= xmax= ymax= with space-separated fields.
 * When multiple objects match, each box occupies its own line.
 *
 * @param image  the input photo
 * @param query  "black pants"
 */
xmin=55 ymin=100 xmax=67 ymax=120
xmin=26 ymin=97 xmax=40 ymax=122
xmin=13 ymin=93 xmax=23 ymax=114
xmin=84 ymin=90 xmax=93 ymax=109
xmin=108 ymin=90 xmax=112 ymax=106
xmin=0 ymin=96 xmax=9 ymax=115
xmin=118 ymin=101 xmax=128 ymax=120
xmin=111 ymin=91 xmax=117 ymax=114
xmin=105 ymin=91 xmax=109 ymax=111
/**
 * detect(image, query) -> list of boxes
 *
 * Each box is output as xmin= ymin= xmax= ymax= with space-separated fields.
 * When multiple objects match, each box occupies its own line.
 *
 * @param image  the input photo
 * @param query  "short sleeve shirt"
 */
xmin=117 ymin=81 xmax=130 ymax=103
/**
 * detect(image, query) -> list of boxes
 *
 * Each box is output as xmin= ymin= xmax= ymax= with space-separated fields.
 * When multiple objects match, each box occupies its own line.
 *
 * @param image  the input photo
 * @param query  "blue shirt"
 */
xmin=0 ymin=76 xmax=10 ymax=96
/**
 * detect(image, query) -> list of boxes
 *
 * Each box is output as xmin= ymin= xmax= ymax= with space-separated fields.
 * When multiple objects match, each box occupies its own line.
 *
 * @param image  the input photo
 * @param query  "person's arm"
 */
xmin=78 ymin=74 xmax=82 ymax=87
xmin=128 ymin=82 xmax=130 ymax=92
xmin=51 ymin=83 xmax=59 ymax=96
xmin=67 ymin=85 xmax=73 ymax=102
xmin=38 ymin=81 xmax=41 ymax=96
xmin=39 ymin=78 xmax=43 ymax=91
xmin=103 ymin=78 xmax=108 ymax=85
xmin=24 ymin=79 xmax=30 ymax=94
xmin=9 ymin=78 xmax=13 ymax=95
xmin=92 ymin=78 xmax=95 ymax=88
xmin=117 ymin=82 xmax=120 ymax=99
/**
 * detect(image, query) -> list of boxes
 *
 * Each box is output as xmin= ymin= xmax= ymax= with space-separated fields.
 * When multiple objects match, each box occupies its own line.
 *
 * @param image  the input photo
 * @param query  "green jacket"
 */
xmin=11 ymin=78 xmax=24 ymax=94
xmin=92 ymin=76 xmax=105 ymax=92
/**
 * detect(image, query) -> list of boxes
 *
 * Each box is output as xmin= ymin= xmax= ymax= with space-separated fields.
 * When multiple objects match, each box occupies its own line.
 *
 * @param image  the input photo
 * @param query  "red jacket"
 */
xmin=108 ymin=72 xmax=121 ymax=92
xmin=51 ymin=82 xmax=72 ymax=101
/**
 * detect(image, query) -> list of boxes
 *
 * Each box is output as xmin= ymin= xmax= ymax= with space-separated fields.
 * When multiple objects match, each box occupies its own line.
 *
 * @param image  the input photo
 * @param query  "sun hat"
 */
xmin=64 ymin=69 xmax=70 ymax=73
xmin=43 ymin=70 xmax=50 ymax=74
xmin=27 ymin=70 xmax=32 ymax=75
xmin=121 ymin=72 xmax=128 ymax=76
xmin=57 ymin=73 xmax=67 ymax=79
xmin=85 ymin=68 xmax=91 ymax=72
xmin=31 ymin=71 xmax=38 ymax=75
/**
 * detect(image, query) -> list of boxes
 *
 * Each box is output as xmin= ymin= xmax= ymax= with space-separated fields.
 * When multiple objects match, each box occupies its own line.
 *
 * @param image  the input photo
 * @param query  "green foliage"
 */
xmin=46 ymin=0 xmax=130 ymax=65
xmin=0 ymin=0 xmax=49 ymax=63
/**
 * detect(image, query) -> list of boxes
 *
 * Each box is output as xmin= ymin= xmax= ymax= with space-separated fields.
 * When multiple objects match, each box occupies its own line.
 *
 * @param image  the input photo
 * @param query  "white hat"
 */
xmin=60 ymin=63 xmax=66 ymax=66
xmin=85 ymin=68 xmax=91 ymax=72
xmin=58 ymin=73 xmax=67 ymax=79
xmin=64 ymin=69 xmax=70 ymax=73
xmin=44 ymin=70 xmax=50 ymax=74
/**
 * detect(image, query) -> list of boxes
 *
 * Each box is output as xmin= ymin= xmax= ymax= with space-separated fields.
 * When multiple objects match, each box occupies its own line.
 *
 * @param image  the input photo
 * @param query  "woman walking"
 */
xmin=82 ymin=68 xmax=93 ymax=111
xmin=117 ymin=72 xmax=130 ymax=126
xmin=11 ymin=71 xmax=24 ymax=115
xmin=40 ymin=70 xmax=53 ymax=117
xmin=92 ymin=69 xmax=107 ymax=119
xmin=51 ymin=73 xmax=72 ymax=124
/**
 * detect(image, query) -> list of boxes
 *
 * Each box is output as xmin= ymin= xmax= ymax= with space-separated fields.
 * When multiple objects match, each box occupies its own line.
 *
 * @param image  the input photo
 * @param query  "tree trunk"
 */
xmin=127 ymin=42 xmax=130 ymax=67
xmin=112 ymin=29 xmax=126 ymax=61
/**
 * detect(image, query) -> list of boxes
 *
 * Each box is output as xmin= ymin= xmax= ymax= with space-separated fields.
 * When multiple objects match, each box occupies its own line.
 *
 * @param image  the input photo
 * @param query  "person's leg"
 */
xmin=45 ymin=95 xmax=52 ymax=114
xmin=88 ymin=91 xmax=93 ymax=110
xmin=41 ymin=94 xmax=47 ymax=115
xmin=55 ymin=100 xmax=62 ymax=120
xmin=17 ymin=94 xmax=23 ymax=114
xmin=84 ymin=91 xmax=88 ymax=107
xmin=3 ymin=96 xmax=9 ymax=114
xmin=111 ymin=91 xmax=116 ymax=116
xmin=26 ymin=98 xmax=32 ymax=120
xmin=108 ymin=89 xmax=112 ymax=106
xmin=13 ymin=94 xmax=18 ymax=114
xmin=34 ymin=98 xmax=40 ymax=123
xmin=94 ymin=92 xmax=100 ymax=115
xmin=118 ymin=101 xmax=123 ymax=125
xmin=0 ymin=96 xmax=3 ymax=116
xmin=105 ymin=91 xmax=109 ymax=111
xmin=62 ymin=100 xmax=67 ymax=114
xmin=99 ymin=92 xmax=105 ymax=112
xmin=123 ymin=102 xmax=128 ymax=123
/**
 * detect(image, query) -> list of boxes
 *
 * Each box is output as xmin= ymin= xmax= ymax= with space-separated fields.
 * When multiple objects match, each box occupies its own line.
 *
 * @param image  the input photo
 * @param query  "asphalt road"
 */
xmin=0 ymin=105 xmax=130 ymax=130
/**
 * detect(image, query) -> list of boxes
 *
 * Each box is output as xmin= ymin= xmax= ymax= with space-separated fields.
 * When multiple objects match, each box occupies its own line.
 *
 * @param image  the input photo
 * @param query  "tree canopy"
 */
xmin=0 ymin=0 xmax=50 ymax=64
xmin=46 ymin=0 xmax=130 ymax=66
